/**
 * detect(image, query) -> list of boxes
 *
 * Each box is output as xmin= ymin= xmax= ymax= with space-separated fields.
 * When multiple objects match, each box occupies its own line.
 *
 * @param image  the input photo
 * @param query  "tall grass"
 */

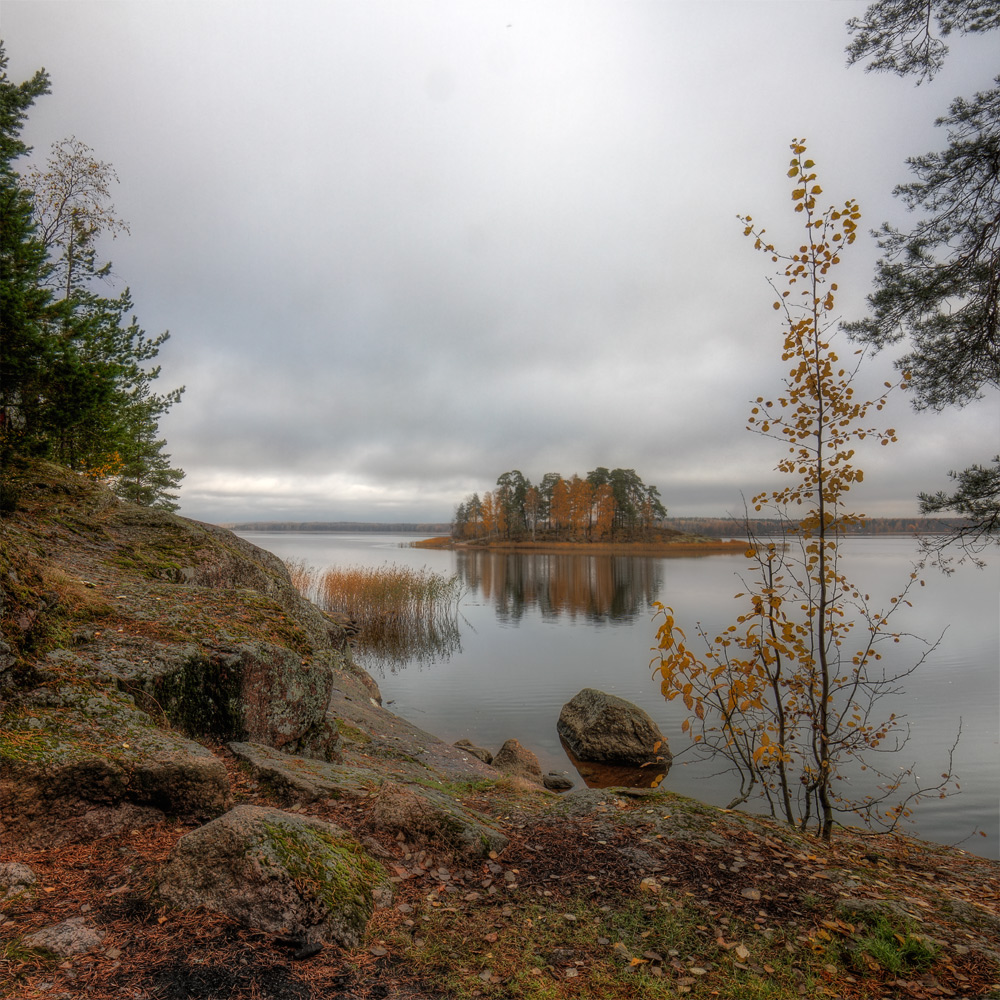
xmin=285 ymin=560 xmax=463 ymax=673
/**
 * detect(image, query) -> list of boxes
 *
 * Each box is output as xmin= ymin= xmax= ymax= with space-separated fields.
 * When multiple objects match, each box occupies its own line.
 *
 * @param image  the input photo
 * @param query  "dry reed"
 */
xmin=284 ymin=560 xmax=463 ymax=672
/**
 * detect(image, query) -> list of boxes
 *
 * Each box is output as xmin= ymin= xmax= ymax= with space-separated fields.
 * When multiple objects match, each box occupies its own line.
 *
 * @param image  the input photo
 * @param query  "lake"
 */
xmin=237 ymin=530 xmax=999 ymax=860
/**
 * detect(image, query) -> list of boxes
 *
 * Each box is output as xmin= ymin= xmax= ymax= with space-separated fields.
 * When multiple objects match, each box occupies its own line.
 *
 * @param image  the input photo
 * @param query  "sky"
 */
xmin=3 ymin=1 xmax=997 ymax=524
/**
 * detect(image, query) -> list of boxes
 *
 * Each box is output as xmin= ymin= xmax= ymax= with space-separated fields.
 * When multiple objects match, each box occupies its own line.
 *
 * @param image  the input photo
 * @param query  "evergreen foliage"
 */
xmin=844 ymin=1 xmax=999 ymax=560
xmin=0 ymin=45 xmax=183 ymax=510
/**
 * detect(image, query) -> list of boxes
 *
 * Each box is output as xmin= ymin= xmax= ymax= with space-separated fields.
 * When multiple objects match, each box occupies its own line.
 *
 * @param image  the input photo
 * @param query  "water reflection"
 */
xmin=353 ymin=616 xmax=462 ymax=677
xmin=456 ymin=550 xmax=664 ymax=624
xmin=560 ymin=737 xmax=670 ymax=789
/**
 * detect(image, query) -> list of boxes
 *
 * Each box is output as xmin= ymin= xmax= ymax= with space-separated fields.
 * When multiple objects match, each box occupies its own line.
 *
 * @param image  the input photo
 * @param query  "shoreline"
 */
xmin=412 ymin=536 xmax=748 ymax=555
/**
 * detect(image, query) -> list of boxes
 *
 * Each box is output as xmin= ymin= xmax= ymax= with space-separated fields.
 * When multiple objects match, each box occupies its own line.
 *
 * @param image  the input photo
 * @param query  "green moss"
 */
xmin=846 ymin=911 xmax=938 ymax=974
xmin=262 ymin=819 xmax=388 ymax=922
xmin=132 ymin=653 xmax=244 ymax=740
xmin=333 ymin=719 xmax=372 ymax=746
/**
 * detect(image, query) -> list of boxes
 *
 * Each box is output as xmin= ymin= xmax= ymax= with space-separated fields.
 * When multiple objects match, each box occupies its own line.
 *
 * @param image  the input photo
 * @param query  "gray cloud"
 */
xmin=4 ymin=1 xmax=996 ymax=522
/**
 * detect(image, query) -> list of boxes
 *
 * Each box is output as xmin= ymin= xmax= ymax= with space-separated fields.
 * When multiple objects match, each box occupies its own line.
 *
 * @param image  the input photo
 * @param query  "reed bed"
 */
xmin=284 ymin=560 xmax=463 ymax=672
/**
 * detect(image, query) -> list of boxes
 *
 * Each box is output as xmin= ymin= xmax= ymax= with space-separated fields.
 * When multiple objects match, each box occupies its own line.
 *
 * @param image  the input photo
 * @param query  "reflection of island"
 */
xmin=559 ymin=737 xmax=669 ymax=789
xmin=456 ymin=550 xmax=664 ymax=624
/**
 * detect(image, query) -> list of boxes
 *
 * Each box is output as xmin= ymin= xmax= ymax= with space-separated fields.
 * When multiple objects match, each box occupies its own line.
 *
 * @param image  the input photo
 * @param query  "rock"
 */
xmin=453 ymin=738 xmax=493 ymax=765
xmin=557 ymin=688 xmax=671 ymax=768
xmin=0 ymin=701 xmax=231 ymax=848
xmin=23 ymin=916 xmax=104 ymax=956
xmin=542 ymin=772 xmax=575 ymax=791
xmin=0 ymin=861 xmax=37 ymax=905
xmin=158 ymin=805 xmax=388 ymax=948
xmin=492 ymin=738 xmax=542 ymax=780
xmin=228 ymin=740 xmax=379 ymax=804
xmin=124 ymin=641 xmax=343 ymax=762
xmin=365 ymin=781 xmax=508 ymax=858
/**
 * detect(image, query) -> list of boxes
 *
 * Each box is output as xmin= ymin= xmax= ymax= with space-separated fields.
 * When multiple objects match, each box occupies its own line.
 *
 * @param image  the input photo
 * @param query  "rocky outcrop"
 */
xmin=228 ymin=740 xmax=380 ymax=804
xmin=0 ymin=692 xmax=230 ymax=848
xmin=557 ymin=688 xmax=671 ymax=769
xmin=157 ymin=805 xmax=389 ymax=949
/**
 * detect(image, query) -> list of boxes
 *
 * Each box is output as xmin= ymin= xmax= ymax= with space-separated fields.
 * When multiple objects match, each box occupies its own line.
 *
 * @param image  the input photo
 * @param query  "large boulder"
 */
xmin=157 ymin=805 xmax=388 ymax=948
xmin=557 ymin=688 xmax=671 ymax=768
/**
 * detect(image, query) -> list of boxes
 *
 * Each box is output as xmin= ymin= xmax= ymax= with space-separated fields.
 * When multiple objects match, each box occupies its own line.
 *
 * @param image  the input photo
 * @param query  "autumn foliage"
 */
xmin=453 ymin=468 xmax=666 ymax=543
xmin=652 ymin=141 xmax=950 ymax=842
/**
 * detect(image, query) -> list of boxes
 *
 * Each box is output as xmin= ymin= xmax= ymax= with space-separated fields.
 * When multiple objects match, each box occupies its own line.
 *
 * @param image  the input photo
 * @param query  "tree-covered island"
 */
xmin=442 ymin=468 xmax=743 ymax=551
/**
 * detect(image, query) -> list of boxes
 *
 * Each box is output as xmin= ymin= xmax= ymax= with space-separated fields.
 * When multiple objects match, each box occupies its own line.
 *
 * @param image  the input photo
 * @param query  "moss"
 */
xmin=261 ymin=819 xmax=388 ymax=926
xmin=334 ymin=719 xmax=372 ymax=745
xmin=132 ymin=653 xmax=245 ymax=741
xmin=845 ymin=910 xmax=938 ymax=975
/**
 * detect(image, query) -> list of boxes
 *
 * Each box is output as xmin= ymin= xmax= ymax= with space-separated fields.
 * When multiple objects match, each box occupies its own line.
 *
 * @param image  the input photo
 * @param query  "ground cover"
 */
xmin=3 ymin=751 xmax=998 ymax=1000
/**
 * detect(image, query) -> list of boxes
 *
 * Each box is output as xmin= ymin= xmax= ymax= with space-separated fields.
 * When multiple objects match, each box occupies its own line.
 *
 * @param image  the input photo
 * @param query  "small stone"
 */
xmin=24 ymin=917 xmax=104 ymax=957
xmin=542 ymin=772 xmax=574 ymax=791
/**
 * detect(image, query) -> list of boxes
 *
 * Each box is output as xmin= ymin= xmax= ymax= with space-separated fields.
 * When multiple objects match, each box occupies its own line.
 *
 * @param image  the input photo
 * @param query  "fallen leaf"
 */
xmin=735 ymin=944 xmax=750 ymax=961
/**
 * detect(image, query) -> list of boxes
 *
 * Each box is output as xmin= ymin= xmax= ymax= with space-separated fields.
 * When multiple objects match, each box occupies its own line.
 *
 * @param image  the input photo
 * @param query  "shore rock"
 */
xmin=557 ymin=688 xmax=671 ymax=768
xmin=453 ymin=738 xmax=494 ymax=764
xmin=492 ymin=738 xmax=542 ymax=780
xmin=542 ymin=771 xmax=575 ymax=791
xmin=158 ymin=805 xmax=387 ymax=948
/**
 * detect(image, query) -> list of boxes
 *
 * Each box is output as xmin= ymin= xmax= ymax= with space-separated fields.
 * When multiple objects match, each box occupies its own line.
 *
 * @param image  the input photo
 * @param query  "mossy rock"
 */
xmin=0 ymin=693 xmax=230 ymax=846
xmin=157 ymin=805 xmax=388 ymax=947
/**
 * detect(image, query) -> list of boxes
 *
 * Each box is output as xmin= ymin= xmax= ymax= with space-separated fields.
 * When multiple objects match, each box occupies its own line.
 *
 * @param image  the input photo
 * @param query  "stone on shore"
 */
xmin=492 ymin=738 xmax=542 ymax=780
xmin=557 ymin=688 xmax=671 ymax=768
xmin=157 ymin=805 xmax=388 ymax=948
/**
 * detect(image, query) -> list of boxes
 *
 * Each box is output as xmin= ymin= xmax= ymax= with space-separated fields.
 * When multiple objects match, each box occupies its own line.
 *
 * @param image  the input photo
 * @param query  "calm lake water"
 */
xmin=238 ymin=531 xmax=1000 ymax=860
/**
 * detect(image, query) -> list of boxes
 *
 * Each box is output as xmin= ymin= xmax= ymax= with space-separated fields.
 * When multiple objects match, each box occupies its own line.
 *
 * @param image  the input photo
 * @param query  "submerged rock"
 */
xmin=557 ymin=688 xmax=671 ymax=770
xmin=542 ymin=771 xmax=575 ymax=792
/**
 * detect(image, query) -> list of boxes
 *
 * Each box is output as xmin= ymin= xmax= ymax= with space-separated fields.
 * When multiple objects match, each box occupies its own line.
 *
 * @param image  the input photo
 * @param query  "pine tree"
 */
xmin=844 ymin=1 xmax=999 ymax=561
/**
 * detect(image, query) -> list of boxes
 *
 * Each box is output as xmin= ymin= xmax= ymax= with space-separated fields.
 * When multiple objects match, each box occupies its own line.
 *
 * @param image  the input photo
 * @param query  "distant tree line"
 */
xmin=452 ymin=468 xmax=667 ymax=542
xmin=230 ymin=521 xmax=452 ymax=533
xmin=1 ymin=46 xmax=183 ymax=511
xmin=667 ymin=516 xmax=973 ymax=537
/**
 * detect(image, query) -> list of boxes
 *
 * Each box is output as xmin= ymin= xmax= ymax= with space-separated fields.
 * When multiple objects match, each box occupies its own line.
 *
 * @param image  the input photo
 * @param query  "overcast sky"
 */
xmin=4 ymin=1 xmax=996 ymax=523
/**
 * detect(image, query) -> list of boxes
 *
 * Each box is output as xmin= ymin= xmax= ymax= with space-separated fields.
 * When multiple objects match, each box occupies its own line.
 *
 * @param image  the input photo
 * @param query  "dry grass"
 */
xmin=285 ymin=561 xmax=463 ymax=672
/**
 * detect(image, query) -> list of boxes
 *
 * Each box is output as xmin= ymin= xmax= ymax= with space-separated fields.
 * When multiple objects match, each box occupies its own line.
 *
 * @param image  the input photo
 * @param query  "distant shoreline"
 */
xmin=412 ymin=536 xmax=747 ymax=555
xmin=227 ymin=516 xmax=968 ymax=537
